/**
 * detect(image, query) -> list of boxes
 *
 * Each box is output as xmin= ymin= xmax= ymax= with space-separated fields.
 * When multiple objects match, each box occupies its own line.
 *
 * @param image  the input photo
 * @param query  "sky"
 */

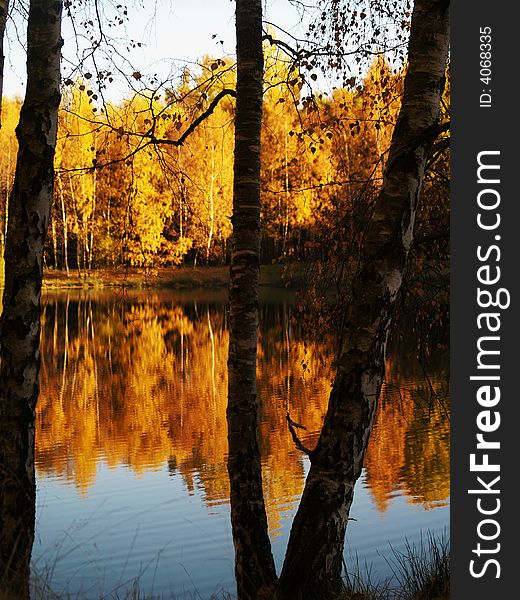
xmin=3 ymin=0 xmax=308 ymax=100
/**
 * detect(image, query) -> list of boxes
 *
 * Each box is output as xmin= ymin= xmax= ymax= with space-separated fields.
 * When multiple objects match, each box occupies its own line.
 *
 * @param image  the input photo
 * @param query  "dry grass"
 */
xmin=340 ymin=533 xmax=450 ymax=600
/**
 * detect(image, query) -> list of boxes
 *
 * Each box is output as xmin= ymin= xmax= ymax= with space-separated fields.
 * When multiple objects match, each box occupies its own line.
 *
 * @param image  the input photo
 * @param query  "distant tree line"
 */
xmin=0 ymin=52 xmax=447 ymax=272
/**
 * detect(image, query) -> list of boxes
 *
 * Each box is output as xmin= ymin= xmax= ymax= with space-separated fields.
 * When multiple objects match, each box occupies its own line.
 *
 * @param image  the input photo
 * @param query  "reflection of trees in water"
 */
xmin=364 ymin=363 xmax=450 ymax=512
xmin=37 ymin=293 xmax=449 ymax=525
xmin=37 ymin=293 xmax=334 ymax=533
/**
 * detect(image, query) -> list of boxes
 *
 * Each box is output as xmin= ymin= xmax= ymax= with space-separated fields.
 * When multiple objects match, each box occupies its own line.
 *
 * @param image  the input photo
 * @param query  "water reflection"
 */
xmin=34 ymin=290 xmax=449 ymax=593
xmin=37 ymin=291 xmax=334 ymax=530
xmin=364 ymin=358 xmax=450 ymax=512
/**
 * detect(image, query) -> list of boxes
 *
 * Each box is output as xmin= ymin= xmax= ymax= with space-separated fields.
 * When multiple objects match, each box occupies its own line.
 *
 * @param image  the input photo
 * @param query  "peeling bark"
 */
xmin=277 ymin=2 xmax=450 ymax=598
xmin=0 ymin=1 xmax=63 ymax=597
xmin=227 ymin=1 xmax=277 ymax=598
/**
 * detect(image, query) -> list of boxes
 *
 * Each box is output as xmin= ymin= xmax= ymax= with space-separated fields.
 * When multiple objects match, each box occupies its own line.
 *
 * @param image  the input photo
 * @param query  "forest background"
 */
xmin=0 ymin=1 xmax=449 ymax=297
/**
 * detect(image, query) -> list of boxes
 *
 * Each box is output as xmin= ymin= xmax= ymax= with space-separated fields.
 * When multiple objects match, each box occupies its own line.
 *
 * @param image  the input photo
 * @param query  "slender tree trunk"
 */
xmin=107 ymin=196 xmax=113 ymax=266
xmin=206 ymin=144 xmax=215 ymax=264
xmin=0 ymin=0 xmax=9 ymax=129
xmin=76 ymin=233 xmax=81 ymax=274
xmin=68 ymin=175 xmax=83 ymax=276
xmin=82 ymin=215 xmax=88 ymax=272
xmin=57 ymin=173 xmax=69 ymax=276
xmin=227 ymin=1 xmax=277 ymax=598
xmin=89 ymin=150 xmax=97 ymax=270
xmin=0 ymin=1 xmax=62 ymax=597
xmin=51 ymin=213 xmax=57 ymax=268
xmin=277 ymin=2 xmax=450 ymax=598
xmin=282 ymin=119 xmax=289 ymax=256
xmin=179 ymin=189 xmax=184 ymax=249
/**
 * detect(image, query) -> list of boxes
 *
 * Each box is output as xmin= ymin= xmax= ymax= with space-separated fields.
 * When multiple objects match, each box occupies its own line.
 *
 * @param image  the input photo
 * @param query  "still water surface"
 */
xmin=33 ymin=288 xmax=449 ymax=598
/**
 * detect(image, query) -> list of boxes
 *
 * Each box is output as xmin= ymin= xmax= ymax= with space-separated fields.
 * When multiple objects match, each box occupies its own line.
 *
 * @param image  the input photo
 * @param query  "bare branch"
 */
xmin=286 ymin=413 xmax=313 ymax=456
xmin=148 ymin=88 xmax=237 ymax=147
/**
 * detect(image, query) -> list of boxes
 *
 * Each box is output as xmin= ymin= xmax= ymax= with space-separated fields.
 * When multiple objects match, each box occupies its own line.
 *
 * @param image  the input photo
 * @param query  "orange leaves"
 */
xmin=25 ymin=51 xmax=442 ymax=270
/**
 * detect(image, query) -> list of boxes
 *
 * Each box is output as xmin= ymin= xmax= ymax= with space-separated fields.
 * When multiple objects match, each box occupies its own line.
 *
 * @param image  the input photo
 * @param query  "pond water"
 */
xmin=32 ymin=288 xmax=449 ymax=598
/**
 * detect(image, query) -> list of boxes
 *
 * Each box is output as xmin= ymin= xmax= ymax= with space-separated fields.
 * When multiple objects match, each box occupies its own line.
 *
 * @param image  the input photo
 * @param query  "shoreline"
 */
xmin=40 ymin=264 xmax=305 ymax=291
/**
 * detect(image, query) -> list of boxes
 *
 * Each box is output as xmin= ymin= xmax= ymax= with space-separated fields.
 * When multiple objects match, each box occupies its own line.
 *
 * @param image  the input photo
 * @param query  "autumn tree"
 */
xmin=54 ymin=85 xmax=99 ymax=274
xmin=179 ymin=58 xmax=235 ymax=265
xmin=0 ymin=1 xmax=63 ymax=597
xmin=0 ymin=50 xmax=432 ymax=273
xmin=277 ymin=1 xmax=450 ymax=597
xmin=227 ymin=0 xmax=449 ymax=598
xmin=226 ymin=0 xmax=277 ymax=598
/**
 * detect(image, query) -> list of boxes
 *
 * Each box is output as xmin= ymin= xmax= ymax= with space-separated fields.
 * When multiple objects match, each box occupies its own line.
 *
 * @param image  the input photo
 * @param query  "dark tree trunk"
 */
xmin=226 ymin=1 xmax=277 ymax=599
xmin=277 ymin=1 xmax=450 ymax=598
xmin=0 ymin=1 xmax=63 ymax=597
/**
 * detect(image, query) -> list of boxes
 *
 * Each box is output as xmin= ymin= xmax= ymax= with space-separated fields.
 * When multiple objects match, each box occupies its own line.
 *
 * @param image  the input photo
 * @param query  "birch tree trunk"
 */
xmin=226 ymin=0 xmax=277 ymax=598
xmin=0 ymin=0 xmax=9 ymax=280
xmin=0 ymin=0 xmax=9 ymax=129
xmin=277 ymin=1 xmax=450 ymax=597
xmin=0 ymin=1 xmax=62 ymax=597
xmin=57 ymin=172 xmax=70 ymax=275
xmin=206 ymin=144 xmax=215 ymax=264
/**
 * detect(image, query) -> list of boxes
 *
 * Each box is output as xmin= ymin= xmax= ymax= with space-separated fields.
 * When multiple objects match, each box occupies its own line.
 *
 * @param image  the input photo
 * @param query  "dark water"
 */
xmin=32 ymin=288 xmax=449 ymax=598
